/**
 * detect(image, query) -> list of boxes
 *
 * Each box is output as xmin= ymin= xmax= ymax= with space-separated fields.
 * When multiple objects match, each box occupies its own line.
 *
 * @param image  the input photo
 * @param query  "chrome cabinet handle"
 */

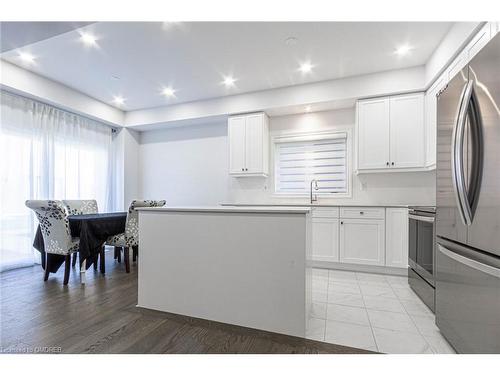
xmin=386 ymin=162 xmax=389 ymax=166
xmin=409 ymin=214 xmax=435 ymax=223
xmin=391 ymin=162 xmax=394 ymax=166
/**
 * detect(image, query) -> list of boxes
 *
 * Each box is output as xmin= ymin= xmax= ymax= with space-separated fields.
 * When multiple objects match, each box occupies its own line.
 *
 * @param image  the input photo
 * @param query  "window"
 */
xmin=0 ymin=91 xmax=114 ymax=272
xmin=274 ymin=132 xmax=349 ymax=195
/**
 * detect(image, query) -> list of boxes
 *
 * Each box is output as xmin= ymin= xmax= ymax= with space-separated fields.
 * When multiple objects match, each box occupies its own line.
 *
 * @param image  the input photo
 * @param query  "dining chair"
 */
xmin=106 ymin=200 xmax=166 ymax=273
xmin=25 ymin=200 xmax=79 ymax=285
xmin=62 ymin=199 xmax=99 ymax=215
xmin=61 ymin=199 xmax=101 ymax=269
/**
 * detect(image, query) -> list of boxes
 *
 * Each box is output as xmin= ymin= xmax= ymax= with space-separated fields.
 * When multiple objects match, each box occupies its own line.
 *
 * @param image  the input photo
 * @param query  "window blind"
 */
xmin=275 ymin=135 xmax=348 ymax=194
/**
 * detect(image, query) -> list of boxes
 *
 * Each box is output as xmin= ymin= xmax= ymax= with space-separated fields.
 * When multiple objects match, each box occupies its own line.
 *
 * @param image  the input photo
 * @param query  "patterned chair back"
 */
xmin=62 ymin=200 xmax=98 ymax=215
xmin=25 ymin=200 xmax=73 ymax=255
xmin=124 ymin=200 xmax=166 ymax=247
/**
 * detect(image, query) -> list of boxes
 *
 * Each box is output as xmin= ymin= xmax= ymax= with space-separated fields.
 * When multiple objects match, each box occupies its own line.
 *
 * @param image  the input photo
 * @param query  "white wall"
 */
xmin=139 ymin=109 xmax=435 ymax=207
xmin=139 ymin=122 xmax=229 ymax=205
xmin=113 ymin=127 xmax=141 ymax=210
xmin=126 ymin=66 xmax=425 ymax=129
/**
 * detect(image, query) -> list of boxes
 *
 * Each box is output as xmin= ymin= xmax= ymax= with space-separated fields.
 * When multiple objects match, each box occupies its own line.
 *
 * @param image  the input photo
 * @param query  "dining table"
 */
xmin=33 ymin=212 xmax=127 ymax=283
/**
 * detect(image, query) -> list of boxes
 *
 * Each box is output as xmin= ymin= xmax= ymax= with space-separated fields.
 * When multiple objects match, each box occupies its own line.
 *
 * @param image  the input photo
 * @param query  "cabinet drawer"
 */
xmin=340 ymin=207 xmax=385 ymax=219
xmin=311 ymin=207 xmax=339 ymax=218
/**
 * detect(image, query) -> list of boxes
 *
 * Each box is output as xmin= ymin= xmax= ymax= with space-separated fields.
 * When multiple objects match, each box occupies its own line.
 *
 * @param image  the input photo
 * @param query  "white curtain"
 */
xmin=0 ymin=91 xmax=114 ymax=272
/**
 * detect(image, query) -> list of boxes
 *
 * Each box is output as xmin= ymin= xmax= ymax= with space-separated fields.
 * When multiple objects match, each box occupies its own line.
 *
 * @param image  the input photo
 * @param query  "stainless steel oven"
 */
xmin=408 ymin=206 xmax=436 ymax=312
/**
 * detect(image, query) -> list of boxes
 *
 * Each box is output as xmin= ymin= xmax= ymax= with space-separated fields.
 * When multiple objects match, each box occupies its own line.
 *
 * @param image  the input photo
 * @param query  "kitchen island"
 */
xmin=136 ymin=206 xmax=312 ymax=338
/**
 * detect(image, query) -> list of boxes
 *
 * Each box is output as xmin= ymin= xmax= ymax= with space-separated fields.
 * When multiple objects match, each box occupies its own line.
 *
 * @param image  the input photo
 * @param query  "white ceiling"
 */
xmin=0 ymin=22 xmax=93 ymax=52
xmin=1 ymin=22 xmax=452 ymax=111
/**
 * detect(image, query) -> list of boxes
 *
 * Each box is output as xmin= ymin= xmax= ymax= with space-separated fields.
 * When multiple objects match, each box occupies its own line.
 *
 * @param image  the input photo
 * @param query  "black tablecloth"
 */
xmin=33 ymin=212 xmax=127 ymax=273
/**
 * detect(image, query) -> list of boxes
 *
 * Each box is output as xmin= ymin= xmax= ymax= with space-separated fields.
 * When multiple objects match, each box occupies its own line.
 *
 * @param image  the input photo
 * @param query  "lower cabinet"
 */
xmin=311 ymin=206 xmax=409 ymax=270
xmin=312 ymin=217 xmax=339 ymax=262
xmin=385 ymin=208 xmax=409 ymax=268
xmin=339 ymin=218 xmax=385 ymax=266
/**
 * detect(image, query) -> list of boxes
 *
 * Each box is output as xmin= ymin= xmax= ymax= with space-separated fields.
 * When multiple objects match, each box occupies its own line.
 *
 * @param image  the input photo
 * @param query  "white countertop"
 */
xmin=136 ymin=206 xmax=311 ymax=214
xmin=220 ymin=203 xmax=418 ymax=209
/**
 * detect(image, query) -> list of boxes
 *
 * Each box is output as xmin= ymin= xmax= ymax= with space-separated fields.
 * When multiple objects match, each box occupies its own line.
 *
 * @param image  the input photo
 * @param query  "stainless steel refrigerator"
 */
xmin=436 ymin=32 xmax=500 ymax=354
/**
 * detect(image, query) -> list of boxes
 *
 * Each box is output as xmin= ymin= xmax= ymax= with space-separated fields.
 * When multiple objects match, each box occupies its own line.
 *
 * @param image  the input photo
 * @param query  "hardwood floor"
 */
xmin=0 ymin=250 xmax=373 ymax=354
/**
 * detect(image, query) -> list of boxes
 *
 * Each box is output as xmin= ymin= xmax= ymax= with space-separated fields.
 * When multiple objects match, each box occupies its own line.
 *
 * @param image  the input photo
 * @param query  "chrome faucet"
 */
xmin=310 ymin=179 xmax=319 ymax=204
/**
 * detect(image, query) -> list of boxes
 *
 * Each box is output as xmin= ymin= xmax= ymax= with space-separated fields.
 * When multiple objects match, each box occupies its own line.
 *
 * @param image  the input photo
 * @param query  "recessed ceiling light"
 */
xmin=285 ymin=37 xmax=298 ymax=46
xmin=161 ymin=87 xmax=176 ymax=97
xmin=394 ymin=44 xmax=413 ymax=56
xmin=18 ymin=52 xmax=35 ymax=64
xmin=162 ymin=21 xmax=180 ymax=30
xmin=112 ymin=96 xmax=125 ymax=106
xmin=222 ymin=76 xmax=236 ymax=87
xmin=80 ymin=32 xmax=98 ymax=47
xmin=305 ymin=105 xmax=312 ymax=113
xmin=299 ymin=62 xmax=313 ymax=74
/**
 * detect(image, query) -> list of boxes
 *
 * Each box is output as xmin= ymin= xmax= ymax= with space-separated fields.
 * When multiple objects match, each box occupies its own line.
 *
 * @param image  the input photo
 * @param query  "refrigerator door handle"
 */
xmin=438 ymin=245 xmax=500 ymax=278
xmin=452 ymin=80 xmax=474 ymax=226
xmin=465 ymin=76 xmax=484 ymax=223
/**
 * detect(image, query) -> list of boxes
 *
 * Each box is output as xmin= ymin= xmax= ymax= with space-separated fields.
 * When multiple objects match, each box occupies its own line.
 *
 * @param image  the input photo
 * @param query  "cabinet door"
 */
xmin=357 ymin=98 xmax=390 ymax=170
xmin=492 ymin=22 xmax=500 ymax=37
xmin=228 ymin=116 xmax=246 ymax=174
xmin=425 ymin=76 xmax=446 ymax=168
xmin=390 ymin=94 xmax=425 ymax=168
xmin=339 ymin=219 xmax=385 ymax=266
xmin=466 ymin=23 xmax=491 ymax=61
xmin=447 ymin=50 xmax=468 ymax=81
xmin=312 ymin=218 xmax=339 ymax=262
xmin=245 ymin=113 xmax=264 ymax=173
xmin=385 ymin=208 xmax=409 ymax=268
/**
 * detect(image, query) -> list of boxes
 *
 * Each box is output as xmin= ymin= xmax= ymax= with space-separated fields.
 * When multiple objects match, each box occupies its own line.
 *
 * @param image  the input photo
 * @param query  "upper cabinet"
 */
xmin=466 ymin=23 xmax=492 ymax=62
xmin=356 ymin=93 xmax=425 ymax=173
xmin=424 ymin=76 xmax=446 ymax=168
xmin=357 ymin=98 xmax=391 ymax=170
xmin=424 ymin=22 xmax=498 ymax=170
xmin=228 ymin=112 xmax=269 ymax=177
xmin=389 ymin=94 xmax=425 ymax=169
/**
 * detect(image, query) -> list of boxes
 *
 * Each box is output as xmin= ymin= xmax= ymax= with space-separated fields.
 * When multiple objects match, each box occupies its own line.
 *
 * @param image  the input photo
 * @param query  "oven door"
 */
xmin=408 ymin=212 xmax=435 ymax=286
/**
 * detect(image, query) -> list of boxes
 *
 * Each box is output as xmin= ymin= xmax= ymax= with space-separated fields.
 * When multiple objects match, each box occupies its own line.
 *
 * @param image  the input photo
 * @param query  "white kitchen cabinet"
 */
xmin=466 ymin=23 xmax=492 ymax=61
xmin=339 ymin=218 xmax=385 ymax=266
xmin=228 ymin=116 xmax=247 ymax=174
xmin=385 ymin=208 xmax=409 ymax=268
xmin=340 ymin=207 xmax=385 ymax=220
xmin=356 ymin=93 xmax=425 ymax=172
xmin=492 ymin=22 xmax=500 ymax=37
xmin=228 ymin=112 xmax=269 ymax=176
xmin=312 ymin=217 xmax=340 ymax=262
xmin=446 ymin=50 xmax=468 ymax=82
xmin=356 ymin=98 xmax=391 ymax=170
xmin=311 ymin=207 xmax=340 ymax=219
xmin=389 ymin=94 xmax=425 ymax=169
xmin=425 ymin=76 xmax=446 ymax=168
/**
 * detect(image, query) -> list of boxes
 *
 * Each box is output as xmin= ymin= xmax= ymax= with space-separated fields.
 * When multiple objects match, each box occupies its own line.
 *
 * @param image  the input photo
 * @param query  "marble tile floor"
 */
xmin=307 ymin=268 xmax=456 ymax=354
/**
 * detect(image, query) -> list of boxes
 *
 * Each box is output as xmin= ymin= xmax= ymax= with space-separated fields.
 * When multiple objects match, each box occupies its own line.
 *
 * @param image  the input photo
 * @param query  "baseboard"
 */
xmin=311 ymin=260 xmax=407 ymax=276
